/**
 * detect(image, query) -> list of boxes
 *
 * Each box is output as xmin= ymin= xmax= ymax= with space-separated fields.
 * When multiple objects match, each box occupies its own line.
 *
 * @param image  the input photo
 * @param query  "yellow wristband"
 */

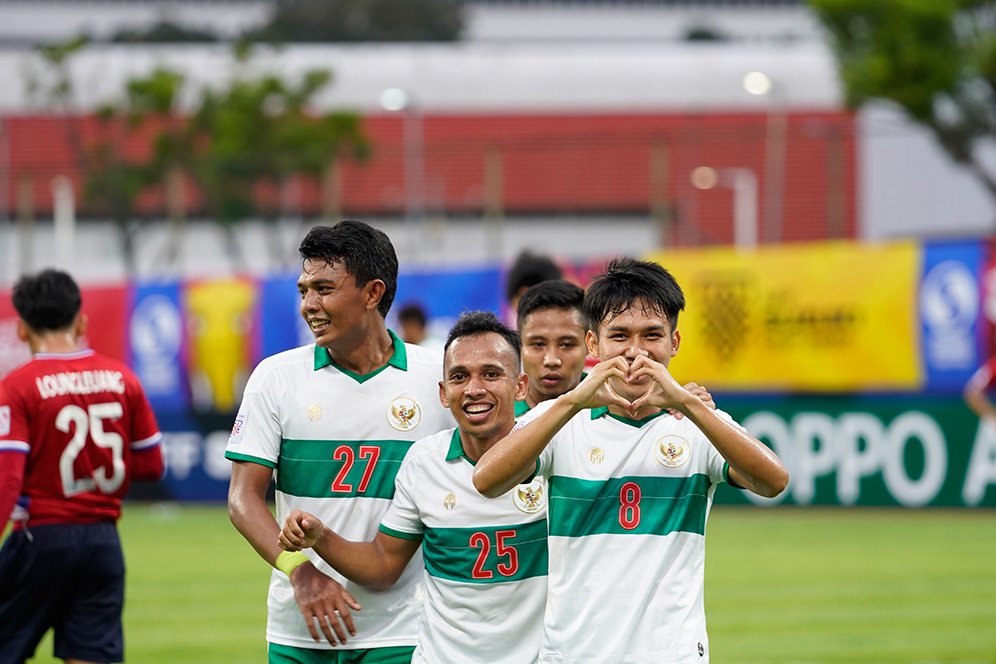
xmin=275 ymin=550 xmax=310 ymax=577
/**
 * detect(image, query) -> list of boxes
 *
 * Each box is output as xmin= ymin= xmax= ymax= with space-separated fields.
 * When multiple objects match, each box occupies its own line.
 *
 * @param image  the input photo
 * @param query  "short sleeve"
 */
xmin=380 ymin=450 xmax=424 ymax=539
xmin=224 ymin=368 xmax=282 ymax=467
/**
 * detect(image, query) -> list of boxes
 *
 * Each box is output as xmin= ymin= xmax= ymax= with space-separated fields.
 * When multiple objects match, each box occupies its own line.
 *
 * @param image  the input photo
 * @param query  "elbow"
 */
xmin=758 ymin=467 xmax=790 ymax=499
xmin=471 ymin=468 xmax=502 ymax=499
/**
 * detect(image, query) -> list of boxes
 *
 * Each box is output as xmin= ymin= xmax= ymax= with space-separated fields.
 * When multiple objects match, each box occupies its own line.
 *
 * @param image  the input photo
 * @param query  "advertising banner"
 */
xmin=715 ymin=394 xmax=996 ymax=507
xmin=645 ymin=240 xmax=922 ymax=391
xmin=130 ymin=282 xmax=188 ymax=413
xmin=919 ymin=240 xmax=985 ymax=392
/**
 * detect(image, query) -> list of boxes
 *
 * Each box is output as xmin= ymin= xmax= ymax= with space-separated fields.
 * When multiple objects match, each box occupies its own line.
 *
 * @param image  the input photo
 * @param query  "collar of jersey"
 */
xmin=313 ymin=329 xmax=408 ymax=381
xmin=33 ymin=349 xmax=95 ymax=360
xmin=590 ymin=405 xmax=669 ymax=427
xmin=445 ymin=428 xmax=474 ymax=464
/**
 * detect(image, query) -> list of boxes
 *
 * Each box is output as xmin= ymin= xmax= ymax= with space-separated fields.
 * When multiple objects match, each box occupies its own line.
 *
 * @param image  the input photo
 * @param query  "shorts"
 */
xmin=0 ymin=521 xmax=125 ymax=664
xmin=269 ymin=643 xmax=415 ymax=664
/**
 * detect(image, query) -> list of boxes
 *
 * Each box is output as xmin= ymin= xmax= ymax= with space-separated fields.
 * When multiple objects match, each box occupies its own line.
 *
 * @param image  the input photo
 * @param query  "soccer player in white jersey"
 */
xmin=277 ymin=311 xmax=548 ymax=664
xmin=225 ymin=220 xmax=454 ymax=664
xmin=474 ymin=257 xmax=789 ymax=664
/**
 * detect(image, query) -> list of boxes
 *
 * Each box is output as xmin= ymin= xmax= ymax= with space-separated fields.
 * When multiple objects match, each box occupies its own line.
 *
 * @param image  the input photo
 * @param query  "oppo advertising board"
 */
xmin=714 ymin=396 xmax=996 ymax=508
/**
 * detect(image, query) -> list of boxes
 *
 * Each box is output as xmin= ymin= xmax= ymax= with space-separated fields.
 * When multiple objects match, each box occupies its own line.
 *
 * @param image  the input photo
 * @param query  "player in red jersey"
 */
xmin=0 ymin=269 xmax=164 ymax=664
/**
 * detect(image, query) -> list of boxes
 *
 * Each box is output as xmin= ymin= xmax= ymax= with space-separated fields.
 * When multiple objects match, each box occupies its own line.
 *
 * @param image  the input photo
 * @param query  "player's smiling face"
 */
xmin=298 ymin=258 xmax=377 ymax=349
xmin=440 ymin=332 xmax=526 ymax=449
xmin=520 ymin=306 xmax=588 ymax=406
xmin=587 ymin=299 xmax=680 ymax=402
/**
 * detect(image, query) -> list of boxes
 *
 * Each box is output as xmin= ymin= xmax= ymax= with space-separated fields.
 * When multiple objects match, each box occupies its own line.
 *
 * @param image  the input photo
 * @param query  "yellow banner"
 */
xmin=643 ymin=240 xmax=922 ymax=391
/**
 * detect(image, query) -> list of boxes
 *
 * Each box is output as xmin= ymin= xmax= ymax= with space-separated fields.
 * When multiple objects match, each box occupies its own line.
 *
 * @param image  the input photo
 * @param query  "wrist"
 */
xmin=274 ymin=550 xmax=310 ymax=577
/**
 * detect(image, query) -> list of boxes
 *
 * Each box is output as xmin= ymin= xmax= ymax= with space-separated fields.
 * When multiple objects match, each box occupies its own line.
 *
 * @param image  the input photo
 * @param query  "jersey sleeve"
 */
xmin=514 ymin=399 xmax=557 ymax=480
xmin=224 ymin=365 xmax=282 ymax=468
xmin=0 ymin=381 xmax=28 ymax=531
xmin=123 ymin=371 xmax=165 ymax=481
xmin=379 ymin=446 xmax=425 ymax=540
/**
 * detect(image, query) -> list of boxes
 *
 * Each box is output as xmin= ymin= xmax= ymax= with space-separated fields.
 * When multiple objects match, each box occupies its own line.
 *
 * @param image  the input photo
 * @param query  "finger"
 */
xmin=667 ymin=407 xmax=685 ymax=420
xmin=340 ymin=587 xmax=363 ymax=612
xmin=336 ymin=604 xmax=358 ymax=637
xmin=303 ymin=612 xmax=321 ymax=643
xmin=326 ymin=610 xmax=349 ymax=644
xmin=316 ymin=613 xmax=341 ymax=646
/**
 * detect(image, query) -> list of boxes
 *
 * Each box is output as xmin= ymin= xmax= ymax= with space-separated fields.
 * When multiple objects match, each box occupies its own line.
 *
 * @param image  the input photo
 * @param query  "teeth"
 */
xmin=465 ymin=404 xmax=491 ymax=414
xmin=310 ymin=320 xmax=328 ymax=329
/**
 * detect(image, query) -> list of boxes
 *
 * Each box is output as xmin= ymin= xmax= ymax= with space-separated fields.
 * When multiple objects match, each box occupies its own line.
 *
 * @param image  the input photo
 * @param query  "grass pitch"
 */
xmin=24 ymin=504 xmax=996 ymax=663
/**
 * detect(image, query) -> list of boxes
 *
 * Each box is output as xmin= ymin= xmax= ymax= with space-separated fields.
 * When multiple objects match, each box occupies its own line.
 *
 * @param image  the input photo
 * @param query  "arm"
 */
xmin=279 ymin=510 xmax=421 ymax=592
xmin=0 ymin=451 xmax=26 ymax=541
xmin=629 ymin=356 xmax=788 ymax=498
xmin=473 ymin=357 xmax=632 ymax=497
xmin=964 ymin=366 xmax=996 ymax=420
xmin=228 ymin=461 xmax=361 ymax=645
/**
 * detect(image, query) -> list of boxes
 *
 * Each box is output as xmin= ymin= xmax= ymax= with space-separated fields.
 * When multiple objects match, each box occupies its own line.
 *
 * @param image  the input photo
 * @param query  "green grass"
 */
xmin=23 ymin=504 xmax=996 ymax=663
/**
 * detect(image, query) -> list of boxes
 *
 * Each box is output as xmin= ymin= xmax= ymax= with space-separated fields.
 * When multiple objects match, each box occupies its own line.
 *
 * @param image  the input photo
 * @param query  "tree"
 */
xmin=249 ymin=0 xmax=463 ymax=42
xmin=810 ymin=0 xmax=996 ymax=201
xmin=25 ymin=41 xmax=370 ymax=275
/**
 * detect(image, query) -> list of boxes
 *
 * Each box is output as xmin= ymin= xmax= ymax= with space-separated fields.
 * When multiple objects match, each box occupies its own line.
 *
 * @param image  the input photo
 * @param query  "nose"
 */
xmin=624 ymin=343 xmax=648 ymax=361
xmin=300 ymin=289 xmax=319 ymax=312
xmin=543 ymin=349 xmax=562 ymax=367
xmin=465 ymin=374 xmax=487 ymax=398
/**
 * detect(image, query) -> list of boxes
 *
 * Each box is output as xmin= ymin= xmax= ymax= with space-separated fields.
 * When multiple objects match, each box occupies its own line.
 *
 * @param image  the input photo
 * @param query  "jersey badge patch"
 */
xmin=307 ymin=404 xmax=322 ymax=422
xmin=388 ymin=397 xmax=421 ymax=431
xmin=656 ymin=435 xmax=690 ymax=468
xmin=0 ymin=405 xmax=10 ymax=436
xmin=513 ymin=478 xmax=545 ymax=514
xmin=443 ymin=492 xmax=457 ymax=510
xmin=589 ymin=447 xmax=605 ymax=464
xmin=229 ymin=411 xmax=248 ymax=443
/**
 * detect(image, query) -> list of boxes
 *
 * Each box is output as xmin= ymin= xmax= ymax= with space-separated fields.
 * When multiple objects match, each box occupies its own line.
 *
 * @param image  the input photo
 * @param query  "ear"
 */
xmin=585 ymin=329 xmax=599 ymax=357
xmin=515 ymin=372 xmax=528 ymax=402
xmin=438 ymin=380 xmax=449 ymax=409
xmin=364 ymin=279 xmax=387 ymax=312
xmin=15 ymin=319 xmax=29 ymax=343
xmin=76 ymin=313 xmax=89 ymax=340
xmin=671 ymin=329 xmax=681 ymax=358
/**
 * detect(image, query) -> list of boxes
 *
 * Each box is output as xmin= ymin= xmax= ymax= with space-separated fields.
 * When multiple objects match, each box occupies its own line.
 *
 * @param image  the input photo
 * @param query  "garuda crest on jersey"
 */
xmin=655 ymin=435 xmax=690 ymax=468
xmin=388 ymin=397 xmax=421 ymax=431
xmin=512 ymin=478 xmax=546 ymax=514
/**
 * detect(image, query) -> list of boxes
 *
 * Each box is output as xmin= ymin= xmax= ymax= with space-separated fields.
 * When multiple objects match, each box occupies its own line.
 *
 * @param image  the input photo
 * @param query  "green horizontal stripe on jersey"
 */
xmin=548 ymin=474 xmax=712 ymax=538
xmin=422 ymin=519 xmax=548 ymax=584
xmin=276 ymin=439 xmax=413 ymax=499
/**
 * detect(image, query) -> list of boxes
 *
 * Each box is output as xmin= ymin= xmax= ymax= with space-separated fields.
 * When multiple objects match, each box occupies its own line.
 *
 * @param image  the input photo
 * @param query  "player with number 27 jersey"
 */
xmin=0 ymin=349 xmax=164 ymax=530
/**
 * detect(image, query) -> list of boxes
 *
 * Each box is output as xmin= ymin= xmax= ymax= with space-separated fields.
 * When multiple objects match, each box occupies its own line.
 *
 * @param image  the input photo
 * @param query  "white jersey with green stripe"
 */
xmin=531 ymin=404 xmax=735 ymax=664
xmin=224 ymin=333 xmax=454 ymax=650
xmin=380 ymin=427 xmax=548 ymax=664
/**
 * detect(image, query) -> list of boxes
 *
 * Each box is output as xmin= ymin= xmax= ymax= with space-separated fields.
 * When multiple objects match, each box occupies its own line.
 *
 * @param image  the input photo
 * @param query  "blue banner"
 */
xmin=920 ymin=240 xmax=985 ymax=392
xmin=130 ymin=282 xmax=188 ymax=413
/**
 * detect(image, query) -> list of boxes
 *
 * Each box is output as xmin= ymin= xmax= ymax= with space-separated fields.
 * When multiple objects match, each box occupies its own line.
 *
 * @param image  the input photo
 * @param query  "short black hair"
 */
xmin=444 ymin=311 xmax=521 ymax=365
xmin=12 ymin=269 xmax=82 ymax=332
xmin=516 ymin=280 xmax=585 ymax=333
xmin=505 ymin=251 xmax=562 ymax=302
xmin=298 ymin=220 xmax=399 ymax=317
xmin=584 ymin=258 xmax=685 ymax=333
xmin=397 ymin=302 xmax=428 ymax=327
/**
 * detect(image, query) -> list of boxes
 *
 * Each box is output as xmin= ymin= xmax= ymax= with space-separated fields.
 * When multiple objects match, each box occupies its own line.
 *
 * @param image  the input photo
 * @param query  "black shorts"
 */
xmin=0 ymin=521 xmax=125 ymax=664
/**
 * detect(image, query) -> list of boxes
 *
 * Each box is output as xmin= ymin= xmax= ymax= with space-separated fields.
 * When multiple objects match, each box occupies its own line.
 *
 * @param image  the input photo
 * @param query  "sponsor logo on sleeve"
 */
xmin=229 ymin=411 xmax=248 ymax=444
xmin=0 ymin=406 xmax=10 ymax=436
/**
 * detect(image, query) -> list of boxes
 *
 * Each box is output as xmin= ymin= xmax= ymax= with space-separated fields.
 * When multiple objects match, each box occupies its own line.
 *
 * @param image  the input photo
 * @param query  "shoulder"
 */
xmin=245 ymin=345 xmax=315 ymax=385
xmin=401 ymin=428 xmax=455 ymax=466
xmin=403 ymin=342 xmax=444 ymax=371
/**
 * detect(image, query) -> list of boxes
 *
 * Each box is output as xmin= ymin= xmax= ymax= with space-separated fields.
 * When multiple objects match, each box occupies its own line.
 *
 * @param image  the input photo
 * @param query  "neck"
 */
xmin=459 ymin=425 xmax=514 ymax=463
xmin=30 ymin=330 xmax=80 ymax=355
xmin=326 ymin=324 xmax=394 ymax=375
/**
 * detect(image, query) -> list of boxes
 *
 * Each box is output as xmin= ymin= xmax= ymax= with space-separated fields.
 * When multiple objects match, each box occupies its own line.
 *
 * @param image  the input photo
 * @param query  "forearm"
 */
xmin=229 ymin=493 xmax=283 ymax=565
xmin=680 ymin=397 xmax=788 ymax=498
xmin=312 ymin=530 xmax=409 ymax=591
xmin=964 ymin=390 xmax=996 ymax=419
xmin=474 ymin=393 xmax=579 ymax=497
